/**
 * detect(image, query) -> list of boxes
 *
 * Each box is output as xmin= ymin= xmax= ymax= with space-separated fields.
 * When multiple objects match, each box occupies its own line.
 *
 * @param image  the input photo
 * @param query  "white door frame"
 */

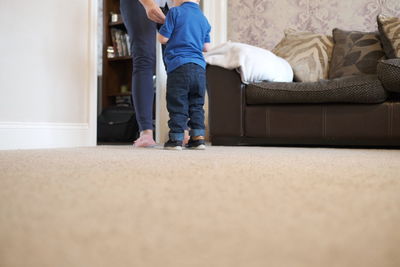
xmin=88 ymin=0 xmax=98 ymax=147
xmin=155 ymin=0 xmax=228 ymax=143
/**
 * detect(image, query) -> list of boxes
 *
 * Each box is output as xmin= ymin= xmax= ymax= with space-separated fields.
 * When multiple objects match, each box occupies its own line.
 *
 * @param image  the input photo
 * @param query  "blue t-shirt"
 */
xmin=159 ymin=2 xmax=211 ymax=73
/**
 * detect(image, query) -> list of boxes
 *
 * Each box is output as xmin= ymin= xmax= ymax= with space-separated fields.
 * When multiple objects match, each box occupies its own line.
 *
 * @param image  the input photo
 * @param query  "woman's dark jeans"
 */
xmin=120 ymin=0 xmax=161 ymax=131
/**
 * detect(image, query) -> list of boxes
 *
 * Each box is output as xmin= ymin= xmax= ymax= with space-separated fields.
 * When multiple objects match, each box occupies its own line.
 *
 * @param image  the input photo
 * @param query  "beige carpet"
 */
xmin=0 ymin=145 xmax=400 ymax=267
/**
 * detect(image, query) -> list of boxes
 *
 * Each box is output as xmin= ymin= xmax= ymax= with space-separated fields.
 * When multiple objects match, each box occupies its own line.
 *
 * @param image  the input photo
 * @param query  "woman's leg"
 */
xmin=120 ymin=0 xmax=156 ymax=134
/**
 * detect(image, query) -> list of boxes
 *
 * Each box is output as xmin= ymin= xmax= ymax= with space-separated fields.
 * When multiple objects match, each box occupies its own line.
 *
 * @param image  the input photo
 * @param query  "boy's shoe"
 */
xmin=133 ymin=134 xmax=156 ymax=148
xmin=186 ymin=136 xmax=206 ymax=150
xmin=164 ymin=139 xmax=183 ymax=150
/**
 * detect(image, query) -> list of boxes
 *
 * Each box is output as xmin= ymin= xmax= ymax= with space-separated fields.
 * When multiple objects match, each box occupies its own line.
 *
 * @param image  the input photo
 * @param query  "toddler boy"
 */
xmin=157 ymin=0 xmax=211 ymax=150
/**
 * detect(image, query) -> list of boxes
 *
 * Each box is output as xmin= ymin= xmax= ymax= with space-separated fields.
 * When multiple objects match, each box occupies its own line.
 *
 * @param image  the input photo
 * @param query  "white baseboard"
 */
xmin=0 ymin=122 xmax=95 ymax=150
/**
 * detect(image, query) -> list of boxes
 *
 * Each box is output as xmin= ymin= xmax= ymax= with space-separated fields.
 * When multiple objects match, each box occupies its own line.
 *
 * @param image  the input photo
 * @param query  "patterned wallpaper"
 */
xmin=228 ymin=0 xmax=400 ymax=50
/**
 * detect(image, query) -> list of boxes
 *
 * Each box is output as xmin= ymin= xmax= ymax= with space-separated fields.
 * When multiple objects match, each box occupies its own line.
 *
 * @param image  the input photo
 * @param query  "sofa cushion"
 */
xmin=377 ymin=14 xmax=400 ymax=59
xmin=377 ymin=58 xmax=400 ymax=92
xmin=246 ymin=75 xmax=387 ymax=104
xmin=329 ymin=29 xmax=385 ymax=79
xmin=272 ymin=30 xmax=333 ymax=82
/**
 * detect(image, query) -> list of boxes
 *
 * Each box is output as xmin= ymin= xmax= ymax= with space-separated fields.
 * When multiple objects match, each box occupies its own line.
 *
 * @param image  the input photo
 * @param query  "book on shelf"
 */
xmin=110 ymin=28 xmax=132 ymax=58
xmin=110 ymin=12 xmax=122 ymax=24
xmin=120 ymin=32 xmax=127 ymax=56
xmin=125 ymin=34 xmax=131 ymax=55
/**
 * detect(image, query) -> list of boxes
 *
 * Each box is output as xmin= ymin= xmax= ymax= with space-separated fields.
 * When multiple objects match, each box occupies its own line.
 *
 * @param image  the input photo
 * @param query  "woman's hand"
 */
xmin=139 ymin=0 xmax=166 ymax=24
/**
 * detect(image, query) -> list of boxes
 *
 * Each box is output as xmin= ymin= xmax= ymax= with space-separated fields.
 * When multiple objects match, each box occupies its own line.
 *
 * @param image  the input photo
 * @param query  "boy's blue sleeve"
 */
xmin=159 ymin=9 xmax=175 ymax=38
xmin=205 ymin=23 xmax=211 ymax=43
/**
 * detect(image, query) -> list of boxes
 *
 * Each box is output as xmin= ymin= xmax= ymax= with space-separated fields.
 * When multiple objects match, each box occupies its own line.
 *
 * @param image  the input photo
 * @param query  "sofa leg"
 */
xmin=211 ymin=136 xmax=244 ymax=146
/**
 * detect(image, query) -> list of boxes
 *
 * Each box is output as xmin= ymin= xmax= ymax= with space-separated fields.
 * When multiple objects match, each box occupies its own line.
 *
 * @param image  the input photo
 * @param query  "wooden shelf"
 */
xmin=98 ymin=0 xmax=140 ymax=143
xmin=107 ymin=56 xmax=132 ymax=62
xmin=109 ymin=21 xmax=124 ymax=27
xmin=102 ymin=0 xmax=132 ymax=109
xmin=107 ymin=92 xmax=131 ymax=97
xmin=100 ymin=0 xmax=153 ymax=142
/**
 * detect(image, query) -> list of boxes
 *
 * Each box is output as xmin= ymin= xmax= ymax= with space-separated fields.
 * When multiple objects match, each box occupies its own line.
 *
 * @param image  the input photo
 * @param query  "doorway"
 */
xmin=96 ymin=0 xmax=228 ymax=144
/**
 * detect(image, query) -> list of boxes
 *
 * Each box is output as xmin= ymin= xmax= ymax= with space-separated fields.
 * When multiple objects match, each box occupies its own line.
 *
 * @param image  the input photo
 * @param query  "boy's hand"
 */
xmin=157 ymin=33 xmax=169 ymax=44
xmin=203 ymin=43 xmax=211 ymax=52
xmin=139 ymin=0 xmax=166 ymax=24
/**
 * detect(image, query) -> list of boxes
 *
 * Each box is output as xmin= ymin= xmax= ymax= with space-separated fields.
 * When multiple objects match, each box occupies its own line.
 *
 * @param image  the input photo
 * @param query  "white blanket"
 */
xmin=204 ymin=41 xmax=293 ymax=84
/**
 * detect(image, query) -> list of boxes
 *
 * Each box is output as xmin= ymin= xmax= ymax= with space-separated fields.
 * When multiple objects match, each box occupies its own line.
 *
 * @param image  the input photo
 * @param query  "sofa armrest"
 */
xmin=206 ymin=65 xmax=245 ymax=138
xmin=377 ymin=58 xmax=400 ymax=93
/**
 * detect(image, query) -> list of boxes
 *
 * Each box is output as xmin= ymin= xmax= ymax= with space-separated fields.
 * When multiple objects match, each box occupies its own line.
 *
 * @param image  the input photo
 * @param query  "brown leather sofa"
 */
xmin=206 ymin=58 xmax=400 ymax=147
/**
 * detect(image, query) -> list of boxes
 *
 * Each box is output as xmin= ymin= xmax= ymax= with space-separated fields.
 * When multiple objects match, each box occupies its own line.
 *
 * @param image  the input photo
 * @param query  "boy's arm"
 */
xmin=158 ymin=8 xmax=174 ymax=44
xmin=203 ymin=23 xmax=211 ymax=52
xmin=157 ymin=32 xmax=169 ymax=44
xmin=203 ymin=43 xmax=211 ymax=52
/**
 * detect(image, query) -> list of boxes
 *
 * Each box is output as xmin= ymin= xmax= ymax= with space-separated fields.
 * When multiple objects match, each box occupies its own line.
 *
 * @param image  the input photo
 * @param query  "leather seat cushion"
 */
xmin=246 ymin=74 xmax=388 ymax=104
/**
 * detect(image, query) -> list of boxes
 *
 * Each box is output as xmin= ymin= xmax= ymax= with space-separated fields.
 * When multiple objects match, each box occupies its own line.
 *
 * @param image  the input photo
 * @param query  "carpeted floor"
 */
xmin=0 ymin=145 xmax=400 ymax=267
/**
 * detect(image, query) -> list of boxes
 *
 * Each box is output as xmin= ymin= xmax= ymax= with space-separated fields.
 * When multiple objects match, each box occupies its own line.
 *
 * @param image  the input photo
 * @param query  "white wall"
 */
xmin=202 ymin=0 xmax=228 ymax=48
xmin=0 ymin=0 xmax=97 ymax=149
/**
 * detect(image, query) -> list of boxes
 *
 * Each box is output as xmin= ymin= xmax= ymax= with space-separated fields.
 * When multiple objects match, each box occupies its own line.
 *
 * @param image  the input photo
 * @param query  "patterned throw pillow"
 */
xmin=272 ymin=30 xmax=333 ymax=82
xmin=328 ymin=29 xmax=385 ymax=79
xmin=377 ymin=14 xmax=400 ymax=59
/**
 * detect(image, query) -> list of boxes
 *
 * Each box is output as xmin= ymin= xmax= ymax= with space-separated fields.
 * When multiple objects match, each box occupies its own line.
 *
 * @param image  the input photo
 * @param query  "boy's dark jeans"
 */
xmin=166 ymin=63 xmax=206 ymax=141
